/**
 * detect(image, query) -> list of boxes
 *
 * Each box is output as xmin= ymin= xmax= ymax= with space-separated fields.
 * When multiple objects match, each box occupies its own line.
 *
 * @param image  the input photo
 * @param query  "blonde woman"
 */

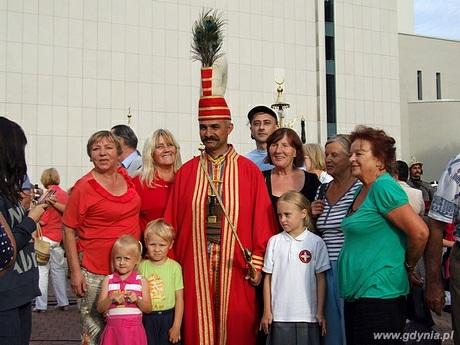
xmin=34 ymin=168 xmax=69 ymax=312
xmin=132 ymin=129 xmax=182 ymax=232
xmin=303 ymin=143 xmax=333 ymax=184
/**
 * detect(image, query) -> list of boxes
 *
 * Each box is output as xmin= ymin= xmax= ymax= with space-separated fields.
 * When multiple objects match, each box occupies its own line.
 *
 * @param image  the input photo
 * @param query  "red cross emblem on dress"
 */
xmin=299 ymin=250 xmax=312 ymax=264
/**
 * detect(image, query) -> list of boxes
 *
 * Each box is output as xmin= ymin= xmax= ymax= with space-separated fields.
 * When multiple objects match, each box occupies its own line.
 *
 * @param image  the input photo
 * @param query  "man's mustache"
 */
xmin=203 ymin=136 xmax=218 ymax=141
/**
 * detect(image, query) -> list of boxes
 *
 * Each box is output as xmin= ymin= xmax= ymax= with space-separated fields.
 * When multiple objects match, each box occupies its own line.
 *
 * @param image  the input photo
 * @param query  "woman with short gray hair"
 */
xmin=311 ymin=134 xmax=361 ymax=345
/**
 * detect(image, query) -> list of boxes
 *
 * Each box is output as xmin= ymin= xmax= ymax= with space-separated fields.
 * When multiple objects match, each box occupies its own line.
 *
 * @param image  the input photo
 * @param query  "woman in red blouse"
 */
xmin=34 ymin=168 xmax=69 ymax=312
xmin=62 ymin=130 xmax=141 ymax=344
xmin=132 ymin=129 xmax=182 ymax=232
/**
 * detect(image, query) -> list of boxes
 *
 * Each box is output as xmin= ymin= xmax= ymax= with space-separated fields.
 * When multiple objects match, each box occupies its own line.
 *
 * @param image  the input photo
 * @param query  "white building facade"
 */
xmin=399 ymin=33 xmax=460 ymax=181
xmin=0 ymin=0 xmax=402 ymax=188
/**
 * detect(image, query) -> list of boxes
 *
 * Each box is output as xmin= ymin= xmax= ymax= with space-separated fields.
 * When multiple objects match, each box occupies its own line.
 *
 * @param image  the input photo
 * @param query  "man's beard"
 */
xmin=410 ymin=176 xmax=422 ymax=184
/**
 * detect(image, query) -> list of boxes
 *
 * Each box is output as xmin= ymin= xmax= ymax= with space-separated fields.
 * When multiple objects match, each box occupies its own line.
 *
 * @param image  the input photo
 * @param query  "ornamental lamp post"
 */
xmin=271 ymin=80 xmax=290 ymax=128
xmin=270 ymin=80 xmax=306 ymax=143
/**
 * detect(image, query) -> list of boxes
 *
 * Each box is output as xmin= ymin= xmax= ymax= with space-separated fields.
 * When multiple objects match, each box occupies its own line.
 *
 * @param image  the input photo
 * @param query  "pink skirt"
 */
xmin=100 ymin=314 xmax=147 ymax=345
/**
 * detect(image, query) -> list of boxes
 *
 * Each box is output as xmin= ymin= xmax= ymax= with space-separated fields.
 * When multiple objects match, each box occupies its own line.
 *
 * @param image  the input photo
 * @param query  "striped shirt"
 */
xmin=106 ymin=271 xmax=143 ymax=316
xmin=315 ymin=180 xmax=362 ymax=261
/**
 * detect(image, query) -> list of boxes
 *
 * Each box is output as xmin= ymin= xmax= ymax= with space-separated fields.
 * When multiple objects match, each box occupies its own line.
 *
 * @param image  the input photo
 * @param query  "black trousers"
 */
xmin=345 ymin=296 xmax=407 ymax=345
xmin=143 ymin=308 xmax=181 ymax=345
xmin=0 ymin=302 xmax=32 ymax=345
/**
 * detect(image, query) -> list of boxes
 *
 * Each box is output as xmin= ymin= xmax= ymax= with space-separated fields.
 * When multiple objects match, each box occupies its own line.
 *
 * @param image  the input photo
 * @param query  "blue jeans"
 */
xmin=0 ymin=302 xmax=32 ymax=345
xmin=324 ymin=260 xmax=346 ymax=345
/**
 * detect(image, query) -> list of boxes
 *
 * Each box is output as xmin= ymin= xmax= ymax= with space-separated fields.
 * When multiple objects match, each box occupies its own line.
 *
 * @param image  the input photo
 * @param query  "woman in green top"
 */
xmin=338 ymin=126 xmax=428 ymax=345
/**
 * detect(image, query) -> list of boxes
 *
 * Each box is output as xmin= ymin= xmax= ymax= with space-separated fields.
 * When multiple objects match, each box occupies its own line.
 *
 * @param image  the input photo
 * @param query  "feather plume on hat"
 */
xmin=192 ymin=10 xmax=231 ymax=121
xmin=191 ymin=9 xmax=225 ymax=67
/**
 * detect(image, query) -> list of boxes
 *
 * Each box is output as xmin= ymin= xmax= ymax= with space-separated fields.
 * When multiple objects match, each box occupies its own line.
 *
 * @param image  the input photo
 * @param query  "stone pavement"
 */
xmin=30 ymin=281 xmax=455 ymax=344
xmin=432 ymin=312 xmax=454 ymax=345
xmin=30 ymin=305 xmax=80 ymax=345
xmin=30 ymin=281 xmax=80 ymax=345
xmin=30 ymin=307 xmax=454 ymax=345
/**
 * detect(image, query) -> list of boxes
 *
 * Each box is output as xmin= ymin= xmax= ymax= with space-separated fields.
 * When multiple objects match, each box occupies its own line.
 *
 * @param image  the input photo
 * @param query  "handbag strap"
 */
xmin=35 ymin=222 xmax=43 ymax=239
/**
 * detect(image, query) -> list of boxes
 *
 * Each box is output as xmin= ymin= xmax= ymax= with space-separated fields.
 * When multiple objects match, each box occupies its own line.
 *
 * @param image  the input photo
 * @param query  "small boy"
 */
xmin=138 ymin=219 xmax=184 ymax=345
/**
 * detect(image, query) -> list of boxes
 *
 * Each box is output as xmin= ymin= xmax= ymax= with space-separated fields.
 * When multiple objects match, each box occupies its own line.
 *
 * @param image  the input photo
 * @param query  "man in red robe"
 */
xmin=164 ymin=65 xmax=277 ymax=345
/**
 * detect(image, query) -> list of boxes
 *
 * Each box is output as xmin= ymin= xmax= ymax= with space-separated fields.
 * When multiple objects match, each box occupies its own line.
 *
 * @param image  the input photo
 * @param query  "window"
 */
xmin=436 ymin=72 xmax=441 ymax=99
xmin=326 ymin=36 xmax=335 ymax=60
xmin=325 ymin=0 xmax=336 ymax=138
xmin=325 ymin=0 xmax=334 ymax=22
xmin=417 ymin=70 xmax=423 ymax=100
xmin=326 ymin=75 xmax=337 ymax=137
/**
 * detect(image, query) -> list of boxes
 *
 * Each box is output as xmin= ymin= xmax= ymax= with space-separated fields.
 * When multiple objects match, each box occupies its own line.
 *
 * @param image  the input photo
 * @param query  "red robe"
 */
xmin=164 ymin=147 xmax=277 ymax=345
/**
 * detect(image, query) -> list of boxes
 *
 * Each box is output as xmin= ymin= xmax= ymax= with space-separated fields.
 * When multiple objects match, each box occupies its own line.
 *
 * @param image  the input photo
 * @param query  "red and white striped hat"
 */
xmin=198 ymin=65 xmax=231 ymax=121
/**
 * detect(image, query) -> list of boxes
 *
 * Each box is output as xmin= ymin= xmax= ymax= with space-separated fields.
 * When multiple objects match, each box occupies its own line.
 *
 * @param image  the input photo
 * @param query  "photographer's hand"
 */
xmin=28 ymin=203 xmax=48 ymax=222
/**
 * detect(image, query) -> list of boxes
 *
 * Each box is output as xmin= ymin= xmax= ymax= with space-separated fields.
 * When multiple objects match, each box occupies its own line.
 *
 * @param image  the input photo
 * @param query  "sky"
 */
xmin=414 ymin=0 xmax=460 ymax=40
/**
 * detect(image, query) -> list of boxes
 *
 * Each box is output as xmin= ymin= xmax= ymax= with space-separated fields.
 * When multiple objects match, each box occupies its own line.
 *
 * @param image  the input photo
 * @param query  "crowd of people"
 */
xmin=1 ymin=104 xmax=458 ymax=345
xmin=2 ymin=7 xmax=459 ymax=345
xmin=0 ymin=37 xmax=456 ymax=343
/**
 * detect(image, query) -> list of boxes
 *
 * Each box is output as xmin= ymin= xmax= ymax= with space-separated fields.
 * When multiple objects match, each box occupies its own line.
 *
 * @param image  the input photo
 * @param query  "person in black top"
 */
xmin=263 ymin=128 xmax=320 ymax=228
xmin=0 ymin=116 xmax=47 ymax=345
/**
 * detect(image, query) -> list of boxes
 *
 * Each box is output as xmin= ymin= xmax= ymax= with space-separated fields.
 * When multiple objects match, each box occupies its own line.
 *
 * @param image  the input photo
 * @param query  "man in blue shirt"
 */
xmin=245 ymin=105 xmax=278 ymax=171
xmin=111 ymin=124 xmax=142 ymax=176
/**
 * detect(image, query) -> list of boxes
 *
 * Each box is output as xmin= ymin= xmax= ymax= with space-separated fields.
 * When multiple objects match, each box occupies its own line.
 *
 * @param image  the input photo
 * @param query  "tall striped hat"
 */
xmin=192 ymin=10 xmax=231 ymax=121
xmin=198 ymin=64 xmax=230 ymax=121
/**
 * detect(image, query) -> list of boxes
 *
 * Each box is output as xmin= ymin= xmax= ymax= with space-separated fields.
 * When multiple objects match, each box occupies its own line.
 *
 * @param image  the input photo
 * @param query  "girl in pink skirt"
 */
xmin=97 ymin=235 xmax=152 ymax=345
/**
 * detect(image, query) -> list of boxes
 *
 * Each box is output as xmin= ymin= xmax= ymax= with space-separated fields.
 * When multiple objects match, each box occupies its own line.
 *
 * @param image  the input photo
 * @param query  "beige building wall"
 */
xmin=334 ymin=0 xmax=402 ymax=150
xmin=0 ymin=0 xmax=327 ymax=188
xmin=399 ymin=33 xmax=460 ymax=180
xmin=397 ymin=0 xmax=413 ymax=34
xmin=406 ymin=101 xmax=460 ymax=181
xmin=0 ymin=0 xmax=405 ymax=188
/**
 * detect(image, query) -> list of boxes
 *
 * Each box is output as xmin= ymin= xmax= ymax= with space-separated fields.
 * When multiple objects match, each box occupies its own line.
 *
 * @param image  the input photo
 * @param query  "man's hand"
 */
xmin=424 ymin=218 xmax=446 ymax=316
xmin=408 ymin=271 xmax=424 ymax=287
xmin=425 ymin=281 xmax=444 ymax=315
xmin=246 ymin=270 xmax=262 ymax=286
